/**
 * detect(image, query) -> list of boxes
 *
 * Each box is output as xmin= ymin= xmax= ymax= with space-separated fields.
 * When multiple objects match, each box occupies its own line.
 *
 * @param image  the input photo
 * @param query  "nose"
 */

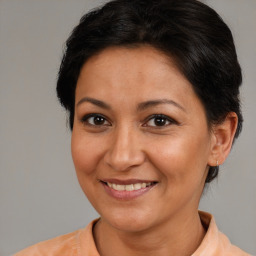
xmin=104 ymin=125 xmax=145 ymax=172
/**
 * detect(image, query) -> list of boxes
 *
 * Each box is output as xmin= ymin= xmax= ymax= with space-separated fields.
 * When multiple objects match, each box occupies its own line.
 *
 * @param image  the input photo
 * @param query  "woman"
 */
xmin=15 ymin=0 xmax=251 ymax=255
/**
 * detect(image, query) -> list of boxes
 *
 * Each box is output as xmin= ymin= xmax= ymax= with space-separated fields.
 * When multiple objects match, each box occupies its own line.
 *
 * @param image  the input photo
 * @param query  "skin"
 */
xmin=71 ymin=46 xmax=238 ymax=256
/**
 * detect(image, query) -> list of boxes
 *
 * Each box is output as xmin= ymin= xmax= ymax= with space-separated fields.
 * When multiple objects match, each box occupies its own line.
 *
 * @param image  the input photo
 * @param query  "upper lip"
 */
xmin=101 ymin=179 xmax=158 ymax=185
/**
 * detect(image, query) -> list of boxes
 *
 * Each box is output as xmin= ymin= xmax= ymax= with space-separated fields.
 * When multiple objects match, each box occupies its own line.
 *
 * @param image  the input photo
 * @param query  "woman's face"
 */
xmin=72 ymin=46 xmax=215 ymax=232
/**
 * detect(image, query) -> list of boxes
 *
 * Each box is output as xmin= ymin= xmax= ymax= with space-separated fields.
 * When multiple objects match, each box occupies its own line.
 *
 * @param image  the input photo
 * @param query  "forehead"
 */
xmin=75 ymin=46 xmax=206 ymax=114
xmin=76 ymin=46 xmax=191 ymax=95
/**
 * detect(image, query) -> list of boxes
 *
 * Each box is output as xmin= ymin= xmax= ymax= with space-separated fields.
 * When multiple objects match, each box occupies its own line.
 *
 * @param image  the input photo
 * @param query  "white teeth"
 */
xmin=141 ymin=183 xmax=146 ymax=188
xmin=125 ymin=184 xmax=134 ymax=191
xmin=116 ymin=184 xmax=125 ymax=191
xmin=134 ymin=183 xmax=142 ymax=190
xmin=106 ymin=182 xmax=153 ymax=191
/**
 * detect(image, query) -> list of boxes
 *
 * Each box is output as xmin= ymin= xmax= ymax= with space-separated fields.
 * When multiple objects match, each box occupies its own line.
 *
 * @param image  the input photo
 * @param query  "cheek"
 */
xmin=71 ymin=131 xmax=104 ymax=206
xmin=71 ymin=131 xmax=100 ymax=176
xmin=147 ymin=133 xmax=211 ymax=184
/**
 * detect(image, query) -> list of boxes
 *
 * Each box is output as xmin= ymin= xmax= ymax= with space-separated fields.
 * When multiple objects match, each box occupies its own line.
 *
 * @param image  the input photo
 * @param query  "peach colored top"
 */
xmin=14 ymin=212 xmax=251 ymax=256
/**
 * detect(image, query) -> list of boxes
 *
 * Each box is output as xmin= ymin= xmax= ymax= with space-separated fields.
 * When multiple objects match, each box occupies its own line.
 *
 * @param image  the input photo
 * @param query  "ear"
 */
xmin=208 ymin=112 xmax=238 ymax=166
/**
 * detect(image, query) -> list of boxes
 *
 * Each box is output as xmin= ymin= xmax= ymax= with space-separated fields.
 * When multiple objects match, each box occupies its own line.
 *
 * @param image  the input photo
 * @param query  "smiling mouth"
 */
xmin=104 ymin=182 xmax=155 ymax=191
xmin=100 ymin=179 xmax=158 ymax=200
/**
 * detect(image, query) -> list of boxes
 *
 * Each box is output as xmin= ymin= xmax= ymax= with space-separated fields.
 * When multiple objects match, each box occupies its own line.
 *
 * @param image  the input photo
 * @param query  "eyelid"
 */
xmin=80 ymin=113 xmax=111 ymax=126
xmin=80 ymin=113 xmax=178 ymax=128
xmin=142 ymin=114 xmax=178 ymax=127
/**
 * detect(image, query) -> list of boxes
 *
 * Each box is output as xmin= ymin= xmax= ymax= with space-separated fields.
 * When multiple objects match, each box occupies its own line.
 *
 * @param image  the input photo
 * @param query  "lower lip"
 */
xmin=102 ymin=182 xmax=156 ymax=200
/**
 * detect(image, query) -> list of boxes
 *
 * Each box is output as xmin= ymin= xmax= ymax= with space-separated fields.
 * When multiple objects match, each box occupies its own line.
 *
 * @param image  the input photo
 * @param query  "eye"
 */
xmin=81 ymin=114 xmax=111 ymax=126
xmin=143 ymin=114 xmax=177 ymax=127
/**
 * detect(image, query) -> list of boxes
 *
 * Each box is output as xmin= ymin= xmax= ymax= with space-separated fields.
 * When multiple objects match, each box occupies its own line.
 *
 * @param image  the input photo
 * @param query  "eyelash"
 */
xmin=143 ymin=114 xmax=178 ymax=128
xmin=81 ymin=114 xmax=111 ymax=127
xmin=80 ymin=114 xmax=178 ymax=128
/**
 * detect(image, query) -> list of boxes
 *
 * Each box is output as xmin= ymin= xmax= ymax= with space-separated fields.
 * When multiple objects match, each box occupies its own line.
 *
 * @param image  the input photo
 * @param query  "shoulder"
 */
xmin=217 ymin=231 xmax=252 ymax=256
xmin=194 ymin=211 xmax=251 ymax=256
xmin=13 ymin=219 xmax=100 ymax=256
xmin=13 ymin=229 xmax=82 ymax=256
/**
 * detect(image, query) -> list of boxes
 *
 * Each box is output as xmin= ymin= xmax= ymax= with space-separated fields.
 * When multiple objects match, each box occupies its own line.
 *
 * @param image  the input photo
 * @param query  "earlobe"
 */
xmin=208 ymin=112 xmax=238 ymax=166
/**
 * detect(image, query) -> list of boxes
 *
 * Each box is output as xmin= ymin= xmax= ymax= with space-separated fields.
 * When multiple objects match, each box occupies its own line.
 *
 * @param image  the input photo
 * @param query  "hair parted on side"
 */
xmin=56 ymin=0 xmax=243 ymax=183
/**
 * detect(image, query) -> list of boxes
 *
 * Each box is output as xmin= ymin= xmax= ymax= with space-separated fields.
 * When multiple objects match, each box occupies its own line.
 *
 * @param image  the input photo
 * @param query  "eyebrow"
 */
xmin=76 ymin=97 xmax=111 ymax=109
xmin=76 ymin=97 xmax=185 ymax=112
xmin=137 ymin=99 xmax=186 ymax=112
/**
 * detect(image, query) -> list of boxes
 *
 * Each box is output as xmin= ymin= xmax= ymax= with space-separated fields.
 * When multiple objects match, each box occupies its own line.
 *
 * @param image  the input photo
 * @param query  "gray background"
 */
xmin=0 ymin=0 xmax=255 ymax=255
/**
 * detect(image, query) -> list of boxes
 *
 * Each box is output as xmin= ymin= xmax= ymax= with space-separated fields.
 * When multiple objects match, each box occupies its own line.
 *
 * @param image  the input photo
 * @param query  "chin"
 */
xmin=101 ymin=209 xmax=156 ymax=233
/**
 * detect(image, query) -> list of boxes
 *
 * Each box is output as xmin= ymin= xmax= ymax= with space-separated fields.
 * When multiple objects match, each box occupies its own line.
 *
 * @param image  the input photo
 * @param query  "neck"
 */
xmin=93 ymin=211 xmax=206 ymax=256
